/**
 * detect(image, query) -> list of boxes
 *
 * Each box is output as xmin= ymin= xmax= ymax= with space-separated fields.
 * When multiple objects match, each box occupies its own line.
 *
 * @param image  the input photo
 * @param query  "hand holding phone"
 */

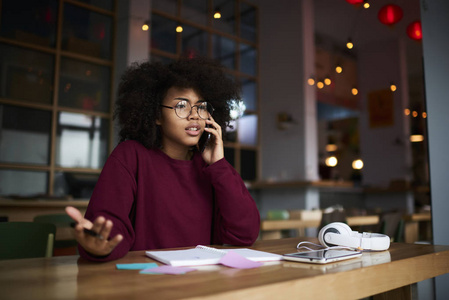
xmin=198 ymin=124 xmax=212 ymax=153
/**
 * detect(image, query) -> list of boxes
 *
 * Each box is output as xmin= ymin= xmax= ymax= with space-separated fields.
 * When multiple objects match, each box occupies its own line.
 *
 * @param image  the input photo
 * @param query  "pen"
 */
xmin=70 ymin=222 xmax=104 ymax=240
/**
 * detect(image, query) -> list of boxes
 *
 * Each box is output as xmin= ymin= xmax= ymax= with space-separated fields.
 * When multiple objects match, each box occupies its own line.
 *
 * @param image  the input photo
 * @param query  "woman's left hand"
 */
xmin=201 ymin=117 xmax=224 ymax=165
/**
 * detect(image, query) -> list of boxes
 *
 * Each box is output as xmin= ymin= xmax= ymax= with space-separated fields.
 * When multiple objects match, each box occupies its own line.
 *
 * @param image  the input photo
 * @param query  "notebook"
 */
xmin=145 ymin=245 xmax=282 ymax=267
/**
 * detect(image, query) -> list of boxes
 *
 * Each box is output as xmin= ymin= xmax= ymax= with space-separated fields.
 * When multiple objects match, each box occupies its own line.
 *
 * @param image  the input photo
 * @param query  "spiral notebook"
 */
xmin=145 ymin=245 xmax=282 ymax=267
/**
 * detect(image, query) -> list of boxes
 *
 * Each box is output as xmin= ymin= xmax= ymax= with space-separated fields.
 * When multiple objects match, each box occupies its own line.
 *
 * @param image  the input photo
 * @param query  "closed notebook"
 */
xmin=145 ymin=245 xmax=282 ymax=267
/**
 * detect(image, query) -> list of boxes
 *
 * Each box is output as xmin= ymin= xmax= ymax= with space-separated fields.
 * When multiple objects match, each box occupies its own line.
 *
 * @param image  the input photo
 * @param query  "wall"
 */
xmin=420 ymin=0 xmax=449 ymax=298
xmin=256 ymin=0 xmax=319 ymax=218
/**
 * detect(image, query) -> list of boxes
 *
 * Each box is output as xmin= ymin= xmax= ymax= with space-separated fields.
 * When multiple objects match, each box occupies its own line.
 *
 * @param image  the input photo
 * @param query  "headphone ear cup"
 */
xmin=318 ymin=222 xmax=353 ymax=247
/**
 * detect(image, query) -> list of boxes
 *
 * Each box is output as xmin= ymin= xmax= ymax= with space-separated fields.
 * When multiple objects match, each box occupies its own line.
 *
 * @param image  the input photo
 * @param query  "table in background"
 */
xmin=260 ymin=215 xmax=380 ymax=240
xmin=0 ymin=198 xmax=87 ymax=242
xmin=1 ymin=238 xmax=448 ymax=300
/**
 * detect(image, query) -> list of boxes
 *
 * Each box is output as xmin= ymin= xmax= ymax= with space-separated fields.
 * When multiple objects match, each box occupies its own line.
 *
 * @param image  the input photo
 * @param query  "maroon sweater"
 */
xmin=79 ymin=140 xmax=260 ymax=261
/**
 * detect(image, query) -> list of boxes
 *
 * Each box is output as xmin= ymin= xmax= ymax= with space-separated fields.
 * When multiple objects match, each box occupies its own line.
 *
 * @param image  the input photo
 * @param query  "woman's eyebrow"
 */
xmin=173 ymin=97 xmax=206 ymax=103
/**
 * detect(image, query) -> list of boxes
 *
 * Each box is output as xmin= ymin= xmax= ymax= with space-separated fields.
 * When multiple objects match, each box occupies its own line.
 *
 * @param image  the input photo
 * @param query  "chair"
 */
xmin=34 ymin=214 xmax=78 ymax=256
xmin=0 ymin=222 xmax=56 ymax=260
xmin=379 ymin=211 xmax=405 ymax=243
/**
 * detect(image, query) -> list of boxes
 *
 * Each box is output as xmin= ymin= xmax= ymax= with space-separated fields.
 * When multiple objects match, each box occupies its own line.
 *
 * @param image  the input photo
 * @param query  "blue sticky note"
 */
xmin=116 ymin=263 xmax=158 ymax=270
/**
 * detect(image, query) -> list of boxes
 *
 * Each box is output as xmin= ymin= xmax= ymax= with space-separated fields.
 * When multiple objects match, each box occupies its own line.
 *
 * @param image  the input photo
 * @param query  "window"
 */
xmin=0 ymin=0 xmax=116 ymax=199
xmin=151 ymin=0 xmax=259 ymax=181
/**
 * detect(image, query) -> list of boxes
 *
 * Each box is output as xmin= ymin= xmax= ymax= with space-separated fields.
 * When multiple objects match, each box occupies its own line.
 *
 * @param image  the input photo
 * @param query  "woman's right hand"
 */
xmin=65 ymin=206 xmax=123 ymax=257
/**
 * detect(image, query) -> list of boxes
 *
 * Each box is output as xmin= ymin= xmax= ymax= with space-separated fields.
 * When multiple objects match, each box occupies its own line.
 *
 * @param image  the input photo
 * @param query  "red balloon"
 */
xmin=378 ymin=4 xmax=403 ymax=26
xmin=407 ymin=21 xmax=422 ymax=40
xmin=345 ymin=0 xmax=364 ymax=4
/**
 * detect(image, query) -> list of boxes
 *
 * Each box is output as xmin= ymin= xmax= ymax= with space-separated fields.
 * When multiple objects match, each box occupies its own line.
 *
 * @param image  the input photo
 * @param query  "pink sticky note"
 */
xmin=218 ymin=250 xmax=263 ymax=269
xmin=140 ymin=265 xmax=196 ymax=275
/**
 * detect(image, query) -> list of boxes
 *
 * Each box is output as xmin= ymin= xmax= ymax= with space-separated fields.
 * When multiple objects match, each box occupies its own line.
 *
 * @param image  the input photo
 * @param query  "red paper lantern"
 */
xmin=345 ymin=0 xmax=364 ymax=5
xmin=378 ymin=4 xmax=403 ymax=26
xmin=407 ymin=21 xmax=422 ymax=41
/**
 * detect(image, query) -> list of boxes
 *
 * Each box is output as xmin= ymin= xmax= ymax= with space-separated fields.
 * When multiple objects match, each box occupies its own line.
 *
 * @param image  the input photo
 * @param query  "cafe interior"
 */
xmin=0 ymin=0 xmax=448 ymax=297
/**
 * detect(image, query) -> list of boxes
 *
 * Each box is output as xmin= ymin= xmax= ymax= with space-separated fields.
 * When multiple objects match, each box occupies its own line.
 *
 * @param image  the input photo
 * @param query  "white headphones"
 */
xmin=318 ymin=222 xmax=390 ymax=251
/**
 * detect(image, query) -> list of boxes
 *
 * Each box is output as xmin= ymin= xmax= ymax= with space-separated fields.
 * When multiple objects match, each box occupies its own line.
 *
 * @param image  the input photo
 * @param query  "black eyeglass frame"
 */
xmin=160 ymin=101 xmax=214 ymax=120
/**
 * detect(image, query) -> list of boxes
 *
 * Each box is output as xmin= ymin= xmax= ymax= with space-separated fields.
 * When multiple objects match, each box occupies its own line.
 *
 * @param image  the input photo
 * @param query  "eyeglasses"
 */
xmin=160 ymin=100 xmax=214 ymax=120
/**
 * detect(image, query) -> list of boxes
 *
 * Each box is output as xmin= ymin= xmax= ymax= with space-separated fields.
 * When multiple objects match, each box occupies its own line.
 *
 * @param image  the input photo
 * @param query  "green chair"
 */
xmin=33 ymin=214 xmax=78 ymax=252
xmin=0 ymin=222 xmax=56 ymax=260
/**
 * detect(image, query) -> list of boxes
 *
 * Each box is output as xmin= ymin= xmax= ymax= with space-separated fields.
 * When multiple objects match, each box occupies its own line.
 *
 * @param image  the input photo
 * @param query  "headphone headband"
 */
xmin=318 ymin=222 xmax=390 ymax=251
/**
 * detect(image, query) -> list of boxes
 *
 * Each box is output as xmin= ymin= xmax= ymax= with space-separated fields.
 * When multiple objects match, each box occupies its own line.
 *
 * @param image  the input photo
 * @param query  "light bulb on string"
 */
xmin=214 ymin=10 xmax=221 ymax=19
xmin=335 ymin=65 xmax=343 ymax=73
xmin=176 ymin=25 xmax=183 ymax=33
xmin=317 ymin=81 xmax=324 ymax=89
xmin=363 ymin=0 xmax=370 ymax=9
xmin=351 ymin=87 xmax=358 ymax=96
xmin=142 ymin=21 xmax=149 ymax=31
xmin=307 ymin=77 xmax=315 ymax=86
xmin=390 ymin=82 xmax=397 ymax=92
xmin=346 ymin=39 xmax=354 ymax=49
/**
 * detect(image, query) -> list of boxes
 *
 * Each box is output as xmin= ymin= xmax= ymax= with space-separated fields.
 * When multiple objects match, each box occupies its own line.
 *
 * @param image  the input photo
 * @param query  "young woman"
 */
xmin=66 ymin=56 xmax=260 ymax=261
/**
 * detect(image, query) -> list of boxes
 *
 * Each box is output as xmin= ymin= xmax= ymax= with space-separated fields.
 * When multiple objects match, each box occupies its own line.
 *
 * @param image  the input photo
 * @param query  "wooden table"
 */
xmin=1 ymin=238 xmax=448 ymax=300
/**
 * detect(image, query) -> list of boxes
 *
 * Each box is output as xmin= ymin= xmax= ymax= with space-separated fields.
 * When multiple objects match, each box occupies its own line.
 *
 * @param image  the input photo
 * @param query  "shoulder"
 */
xmin=109 ymin=140 xmax=156 ymax=165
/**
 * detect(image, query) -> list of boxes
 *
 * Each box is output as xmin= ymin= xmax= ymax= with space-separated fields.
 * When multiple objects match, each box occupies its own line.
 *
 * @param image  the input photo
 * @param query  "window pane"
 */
xmin=224 ymin=147 xmax=235 ymax=166
xmin=62 ymin=3 xmax=113 ymax=59
xmin=241 ymin=78 xmax=257 ymax=111
xmin=55 ymin=112 xmax=109 ymax=168
xmin=212 ymin=0 xmax=236 ymax=35
xmin=238 ymin=114 xmax=257 ymax=146
xmin=58 ymin=57 xmax=111 ymax=112
xmin=152 ymin=0 xmax=177 ymax=15
xmin=0 ymin=43 xmax=54 ymax=104
xmin=151 ymin=14 xmax=177 ymax=54
xmin=240 ymin=43 xmax=257 ymax=76
xmin=240 ymin=149 xmax=256 ymax=181
xmin=240 ymin=2 xmax=256 ymax=42
xmin=74 ymin=0 xmax=114 ymax=11
xmin=181 ymin=25 xmax=208 ymax=57
xmin=213 ymin=35 xmax=236 ymax=70
xmin=0 ymin=105 xmax=51 ymax=165
xmin=0 ymin=170 xmax=48 ymax=197
xmin=0 ymin=0 xmax=58 ymax=48
xmin=53 ymin=171 xmax=99 ymax=199
xmin=182 ymin=0 xmax=208 ymax=26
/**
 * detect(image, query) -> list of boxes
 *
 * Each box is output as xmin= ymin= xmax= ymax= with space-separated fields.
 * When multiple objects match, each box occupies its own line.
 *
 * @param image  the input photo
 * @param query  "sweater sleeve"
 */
xmin=78 ymin=146 xmax=137 ymax=262
xmin=204 ymin=158 xmax=260 ymax=246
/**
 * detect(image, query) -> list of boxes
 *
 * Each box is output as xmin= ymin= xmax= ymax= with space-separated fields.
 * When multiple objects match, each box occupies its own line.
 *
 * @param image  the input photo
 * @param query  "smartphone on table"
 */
xmin=283 ymin=249 xmax=362 ymax=264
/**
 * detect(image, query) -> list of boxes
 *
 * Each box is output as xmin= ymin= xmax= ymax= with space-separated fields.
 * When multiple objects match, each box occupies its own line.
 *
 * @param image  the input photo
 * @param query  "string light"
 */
xmin=307 ymin=77 xmax=315 ymax=86
xmin=390 ymin=83 xmax=397 ymax=92
xmin=412 ymin=111 xmax=418 ymax=117
xmin=176 ymin=25 xmax=183 ymax=33
xmin=404 ymin=108 xmax=410 ymax=116
xmin=422 ymin=112 xmax=427 ymax=118
xmin=352 ymin=159 xmax=364 ymax=170
xmin=214 ymin=11 xmax=221 ymax=19
xmin=142 ymin=20 xmax=150 ymax=31
xmin=325 ymin=156 xmax=338 ymax=167
xmin=346 ymin=39 xmax=354 ymax=49
xmin=363 ymin=0 xmax=370 ymax=9
xmin=324 ymin=77 xmax=331 ymax=85
xmin=317 ymin=81 xmax=324 ymax=89
xmin=335 ymin=65 xmax=343 ymax=73
xmin=351 ymin=87 xmax=358 ymax=95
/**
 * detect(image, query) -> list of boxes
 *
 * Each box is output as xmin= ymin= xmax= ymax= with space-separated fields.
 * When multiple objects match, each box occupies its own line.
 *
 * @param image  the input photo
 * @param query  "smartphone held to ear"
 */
xmin=198 ymin=125 xmax=212 ymax=153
